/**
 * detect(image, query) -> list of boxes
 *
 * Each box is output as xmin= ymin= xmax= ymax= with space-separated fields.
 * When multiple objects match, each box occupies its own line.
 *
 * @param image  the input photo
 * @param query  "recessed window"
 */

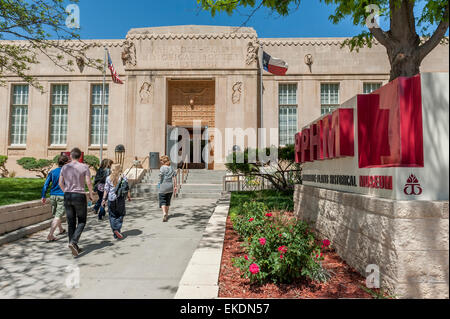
xmin=279 ymin=83 xmax=297 ymax=146
xmin=90 ymin=84 xmax=109 ymax=146
xmin=321 ymin=83 xmax=340 ymax=116
xmin=10 ymin=85 xmax=29 ymax=146
xmin=50 ymin=84 xmax=69 ymax=146
xmin=363 ymin=82 xmax=382 ymax=94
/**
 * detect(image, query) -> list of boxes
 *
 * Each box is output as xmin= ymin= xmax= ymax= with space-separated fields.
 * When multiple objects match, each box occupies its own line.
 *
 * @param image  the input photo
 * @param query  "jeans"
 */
xmin=94 ymin=190 xmax=106 ymax=219
xmin=64 ymin=193 xmax=87 ymax=245
xmin=108 ymin=197 xmax=126 ymax=236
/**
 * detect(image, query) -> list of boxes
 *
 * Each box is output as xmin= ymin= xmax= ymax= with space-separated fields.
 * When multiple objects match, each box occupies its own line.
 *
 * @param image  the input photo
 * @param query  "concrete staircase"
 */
xmin=178 ymin=170 xmax=226 ymax=199
xmin=131 ymin=169 xmax=226 ymax=200
xmin=131 ymin=170 xmax=160 ymax=199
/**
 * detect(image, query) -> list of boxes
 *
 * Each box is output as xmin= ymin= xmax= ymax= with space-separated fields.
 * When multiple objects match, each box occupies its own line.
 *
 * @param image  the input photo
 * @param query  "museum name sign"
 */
xmin=294 ymin=73 xmax=449 ymax=201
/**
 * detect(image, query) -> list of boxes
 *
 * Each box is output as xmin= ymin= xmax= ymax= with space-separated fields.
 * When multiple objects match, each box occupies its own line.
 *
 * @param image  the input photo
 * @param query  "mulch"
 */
xmin=218 ymin=215 xmax=375 ymax=299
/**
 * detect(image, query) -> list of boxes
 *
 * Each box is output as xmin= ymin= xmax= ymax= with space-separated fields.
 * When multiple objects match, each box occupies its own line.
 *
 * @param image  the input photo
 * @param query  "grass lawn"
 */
xmin=0 ymin=178 xmax=45 ymax=206
xmin=229 ymin=189 xmax=294 ymax=218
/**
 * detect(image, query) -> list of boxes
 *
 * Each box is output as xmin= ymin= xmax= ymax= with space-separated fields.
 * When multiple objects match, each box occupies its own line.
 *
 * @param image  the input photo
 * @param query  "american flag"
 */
xmin=107 ymin=51 xmax=124 ymax=84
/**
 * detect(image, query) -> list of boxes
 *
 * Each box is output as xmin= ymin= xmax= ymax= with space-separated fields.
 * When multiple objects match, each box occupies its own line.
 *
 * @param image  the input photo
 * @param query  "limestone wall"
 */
xmin=0 ymin=200 xmax=52 ymax=236
xmin=294 ymin=184 xmax=449 ymax=299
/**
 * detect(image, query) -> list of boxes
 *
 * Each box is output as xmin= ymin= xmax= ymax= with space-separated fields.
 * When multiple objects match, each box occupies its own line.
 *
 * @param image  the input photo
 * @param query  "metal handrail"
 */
xmin=124 ymin=156 xmax=149 ymax=189
xmin=174 ymin=162 xmax=189 ymax=198
xmin=223 ymin=174 xmax=272 ymax=192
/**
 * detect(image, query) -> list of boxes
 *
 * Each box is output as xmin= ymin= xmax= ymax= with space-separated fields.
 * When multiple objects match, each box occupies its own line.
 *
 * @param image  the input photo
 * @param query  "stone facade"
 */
xmin=294 ymin=184 xmax=449 ymax=299
xmin=0 ymin=25 xmax=448 ymax=176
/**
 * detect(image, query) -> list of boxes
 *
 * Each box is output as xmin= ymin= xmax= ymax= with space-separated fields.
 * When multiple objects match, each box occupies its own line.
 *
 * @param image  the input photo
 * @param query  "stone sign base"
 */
xmin=294 ymin=184 xmax=449 ymax=299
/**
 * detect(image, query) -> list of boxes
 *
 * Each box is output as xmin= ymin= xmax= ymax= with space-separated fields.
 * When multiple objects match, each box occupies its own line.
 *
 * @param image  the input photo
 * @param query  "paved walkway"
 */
xmin=0 ymin=197 xmax=219 ymax=299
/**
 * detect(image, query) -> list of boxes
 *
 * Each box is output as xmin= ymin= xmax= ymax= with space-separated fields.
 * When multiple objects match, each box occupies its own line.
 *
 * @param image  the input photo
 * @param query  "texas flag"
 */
xmin=262 ymin=51 xmax=289 ymax=76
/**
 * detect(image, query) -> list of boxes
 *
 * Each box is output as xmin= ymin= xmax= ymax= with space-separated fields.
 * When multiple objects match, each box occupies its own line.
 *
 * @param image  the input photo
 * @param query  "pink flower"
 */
xmin=322 ymin=239 xmax=331 ymax=247
xmin=280 ymin=255 xmax=284 ymax=259
xmin=278 ymin=234 xmax=283 ymax=238
xmin=249 ymin=218 xmax=254 ymax=222
xmin=244 ymin=255 xmax=249 ymax=261
xmin=259 ymin=238 xmax=266 ymax=245
xmin=278 ymin=246 xmax=288 ymax=254
xmin=265 ymin=213 xmax=273 ymax=217
xmin=249 ymin=263 xmax=260 ymax=275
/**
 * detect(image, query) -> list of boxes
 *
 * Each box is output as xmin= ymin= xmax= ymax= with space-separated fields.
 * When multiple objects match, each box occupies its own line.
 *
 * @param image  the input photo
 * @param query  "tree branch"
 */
xmin=418 ymin=6 xmax=449 ymax=61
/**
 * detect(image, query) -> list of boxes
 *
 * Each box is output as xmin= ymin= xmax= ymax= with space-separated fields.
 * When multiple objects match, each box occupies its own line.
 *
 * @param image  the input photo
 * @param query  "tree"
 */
xmin=1 ymin=0 xmax=102 ymax=90
xmin=225 ymin=145 xmax=302 ymax=191
xmin=17 ymin=157 xmax=54 ymax=178
xmin=198 ymin=0 xmax=449 ymax=81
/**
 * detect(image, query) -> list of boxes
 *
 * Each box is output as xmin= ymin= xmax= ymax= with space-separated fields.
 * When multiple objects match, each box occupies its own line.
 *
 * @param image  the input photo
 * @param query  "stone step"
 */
xmin=178 ymin=192 xmax=222 ymax=199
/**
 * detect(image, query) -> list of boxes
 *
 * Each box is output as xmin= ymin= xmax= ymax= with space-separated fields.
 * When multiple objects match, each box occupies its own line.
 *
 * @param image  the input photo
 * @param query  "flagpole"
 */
xmin=259 ymin=44 xmax=264 ymax=149
xmin=100 ymin=47 xmax=107 ymax=163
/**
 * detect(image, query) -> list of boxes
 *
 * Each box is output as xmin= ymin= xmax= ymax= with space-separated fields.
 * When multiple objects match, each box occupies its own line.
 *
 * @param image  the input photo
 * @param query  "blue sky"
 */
xmin=76 ymin=0 xmax=369 ymax=39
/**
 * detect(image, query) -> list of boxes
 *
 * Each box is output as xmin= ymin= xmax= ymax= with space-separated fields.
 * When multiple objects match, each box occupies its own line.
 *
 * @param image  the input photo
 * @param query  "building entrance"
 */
xmin=167 ymin=79 xmax=215 ymax=169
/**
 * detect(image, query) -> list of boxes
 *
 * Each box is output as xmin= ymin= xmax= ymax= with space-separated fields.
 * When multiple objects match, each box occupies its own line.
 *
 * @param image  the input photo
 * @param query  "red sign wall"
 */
xmin=295 ymin=75 xmax=424 ymax=169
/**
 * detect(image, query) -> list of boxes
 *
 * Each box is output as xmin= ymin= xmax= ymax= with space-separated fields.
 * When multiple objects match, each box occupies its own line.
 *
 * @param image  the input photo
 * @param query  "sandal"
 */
xmin=58 ymin=229 xmax=66 ymax=236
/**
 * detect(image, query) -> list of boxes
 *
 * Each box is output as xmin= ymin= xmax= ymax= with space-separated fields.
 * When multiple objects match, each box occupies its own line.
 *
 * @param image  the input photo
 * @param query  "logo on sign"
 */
xmin=404 ymin=174 xmax=423 ymax=196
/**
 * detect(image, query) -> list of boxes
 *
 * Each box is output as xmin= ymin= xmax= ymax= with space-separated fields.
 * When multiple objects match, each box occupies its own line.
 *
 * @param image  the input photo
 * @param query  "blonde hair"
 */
xmin=160 ymin=155 xmax=170 ymax=166
xmin=110 ymin=164 xmax=123 ymax=187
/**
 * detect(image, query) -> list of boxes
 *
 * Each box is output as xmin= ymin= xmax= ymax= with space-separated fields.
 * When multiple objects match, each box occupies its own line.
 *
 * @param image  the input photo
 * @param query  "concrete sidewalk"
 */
xmin=0 ymin=197 xmax=220 ymax=299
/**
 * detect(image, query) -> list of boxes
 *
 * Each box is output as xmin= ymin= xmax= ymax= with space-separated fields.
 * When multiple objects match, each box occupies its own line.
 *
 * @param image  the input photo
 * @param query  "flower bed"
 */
xmin=218 ymin=193 xmax=381 ymax=299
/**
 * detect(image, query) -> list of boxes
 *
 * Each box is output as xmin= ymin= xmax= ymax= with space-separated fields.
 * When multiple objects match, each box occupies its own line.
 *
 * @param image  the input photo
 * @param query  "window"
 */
xmin=363 ymin=82 xmax=382 ymax=94
xmin=10 ymin=85 xmax=29 ymax=145
xmin=50 ymin=84 xmax=69 ymax=145
xmin=279 ymin=83 xmax=297 ymax=146
xmin=90 ymin=84 xmax=109 ymax=146
xmin=321 ymin=83 xmax=340 ymax=116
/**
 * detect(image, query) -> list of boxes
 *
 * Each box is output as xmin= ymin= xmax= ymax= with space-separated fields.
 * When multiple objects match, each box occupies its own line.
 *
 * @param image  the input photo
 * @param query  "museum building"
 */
xmin=0 ymin=25 xmax=448 ymax=174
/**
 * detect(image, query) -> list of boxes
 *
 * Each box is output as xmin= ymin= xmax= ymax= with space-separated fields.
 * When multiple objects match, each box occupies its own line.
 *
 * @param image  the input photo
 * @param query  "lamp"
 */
xmin=115 ymin=144 xmax=126 ymax=167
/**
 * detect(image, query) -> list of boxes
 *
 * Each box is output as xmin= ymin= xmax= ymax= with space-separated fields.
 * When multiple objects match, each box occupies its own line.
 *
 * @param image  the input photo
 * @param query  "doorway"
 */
xmin=167 ymin=80 xmax=215 ymax=170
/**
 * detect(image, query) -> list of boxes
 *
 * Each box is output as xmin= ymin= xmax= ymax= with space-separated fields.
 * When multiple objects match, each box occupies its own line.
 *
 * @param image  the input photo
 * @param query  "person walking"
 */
xmin=158 ymin=156 xmax=177 ymax=222
xmin=41 ymin=154 xmax=69 ymax=242
xmin=59 ymin=148 xmax=94 ymax=257
xmin=93 ymin=159 xmax=113 ymax=220
xmin=102 ymin=164 xmax=131 ymax=240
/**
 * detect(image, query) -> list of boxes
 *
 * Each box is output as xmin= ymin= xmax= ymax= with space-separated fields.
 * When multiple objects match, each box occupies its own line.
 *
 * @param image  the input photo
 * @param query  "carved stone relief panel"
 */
xmin=246 ymin=41 xmax=259 ymax=65
xmin=121 ymin=40 xmax=137 ymax=68
xmin=232 ymin=82 xmax=243 ymax=104
xmin=139 ymin=82 xmax=152 ymax=104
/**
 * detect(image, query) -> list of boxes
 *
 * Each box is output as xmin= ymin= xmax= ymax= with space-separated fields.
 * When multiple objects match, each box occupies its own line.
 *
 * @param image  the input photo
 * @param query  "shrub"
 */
xmin=17 ymin=157 xmax=54 ymax=178
xmin=83 ymin=155 xmax=100 ymax=171
xmin=0 ymin=155 xmax=9 ymax=178
xmin=225 ymin=145 xmax=302 ymax=192
xmin=231 ymin=200 xmax=330 ymax=284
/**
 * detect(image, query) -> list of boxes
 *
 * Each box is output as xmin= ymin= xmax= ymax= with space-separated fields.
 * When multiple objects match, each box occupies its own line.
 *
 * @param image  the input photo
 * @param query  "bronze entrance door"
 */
xmin=167 ymin=80 xmax=215 ymax=170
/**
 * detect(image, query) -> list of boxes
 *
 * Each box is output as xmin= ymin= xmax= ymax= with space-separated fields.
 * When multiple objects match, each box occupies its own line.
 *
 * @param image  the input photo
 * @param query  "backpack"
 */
xmin=114 ymin=176 xmax=130 ymax=199
xmin=94 ymin=168 xmax=108 ymax=189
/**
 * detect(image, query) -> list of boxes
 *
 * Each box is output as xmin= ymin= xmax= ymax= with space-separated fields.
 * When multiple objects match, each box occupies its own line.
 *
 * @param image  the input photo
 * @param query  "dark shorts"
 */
xmin=159 ymin=193 xmax=173 ymax=207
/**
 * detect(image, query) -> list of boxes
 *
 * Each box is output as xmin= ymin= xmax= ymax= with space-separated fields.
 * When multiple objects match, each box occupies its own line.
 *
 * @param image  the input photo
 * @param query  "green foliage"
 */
xmin=0 ymin=155 xmax=9 ymax=177
xmin=83 ymin=155 xmax=100 ymax=170
xmin=225 ymin=145 xmax=302 ymax=191
xmin=17 ymin=157 xmax=54 ymax=178
xmin=0 ymin=0 xmax=103 ymax=89
xmin=198 ymin=0 xmax=449 ymax=80
xmin=360 ymin=285 xmax=397 ymax=299
xmin=230 ymin=198 xmax=330 ymax=284
xmin=197 ymin=0 xmax=301 ymax=17
xmin=0 ymin=178 xmax=45 ymax=206
xmin=230 ymin=190 xmax=294 ymax=219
